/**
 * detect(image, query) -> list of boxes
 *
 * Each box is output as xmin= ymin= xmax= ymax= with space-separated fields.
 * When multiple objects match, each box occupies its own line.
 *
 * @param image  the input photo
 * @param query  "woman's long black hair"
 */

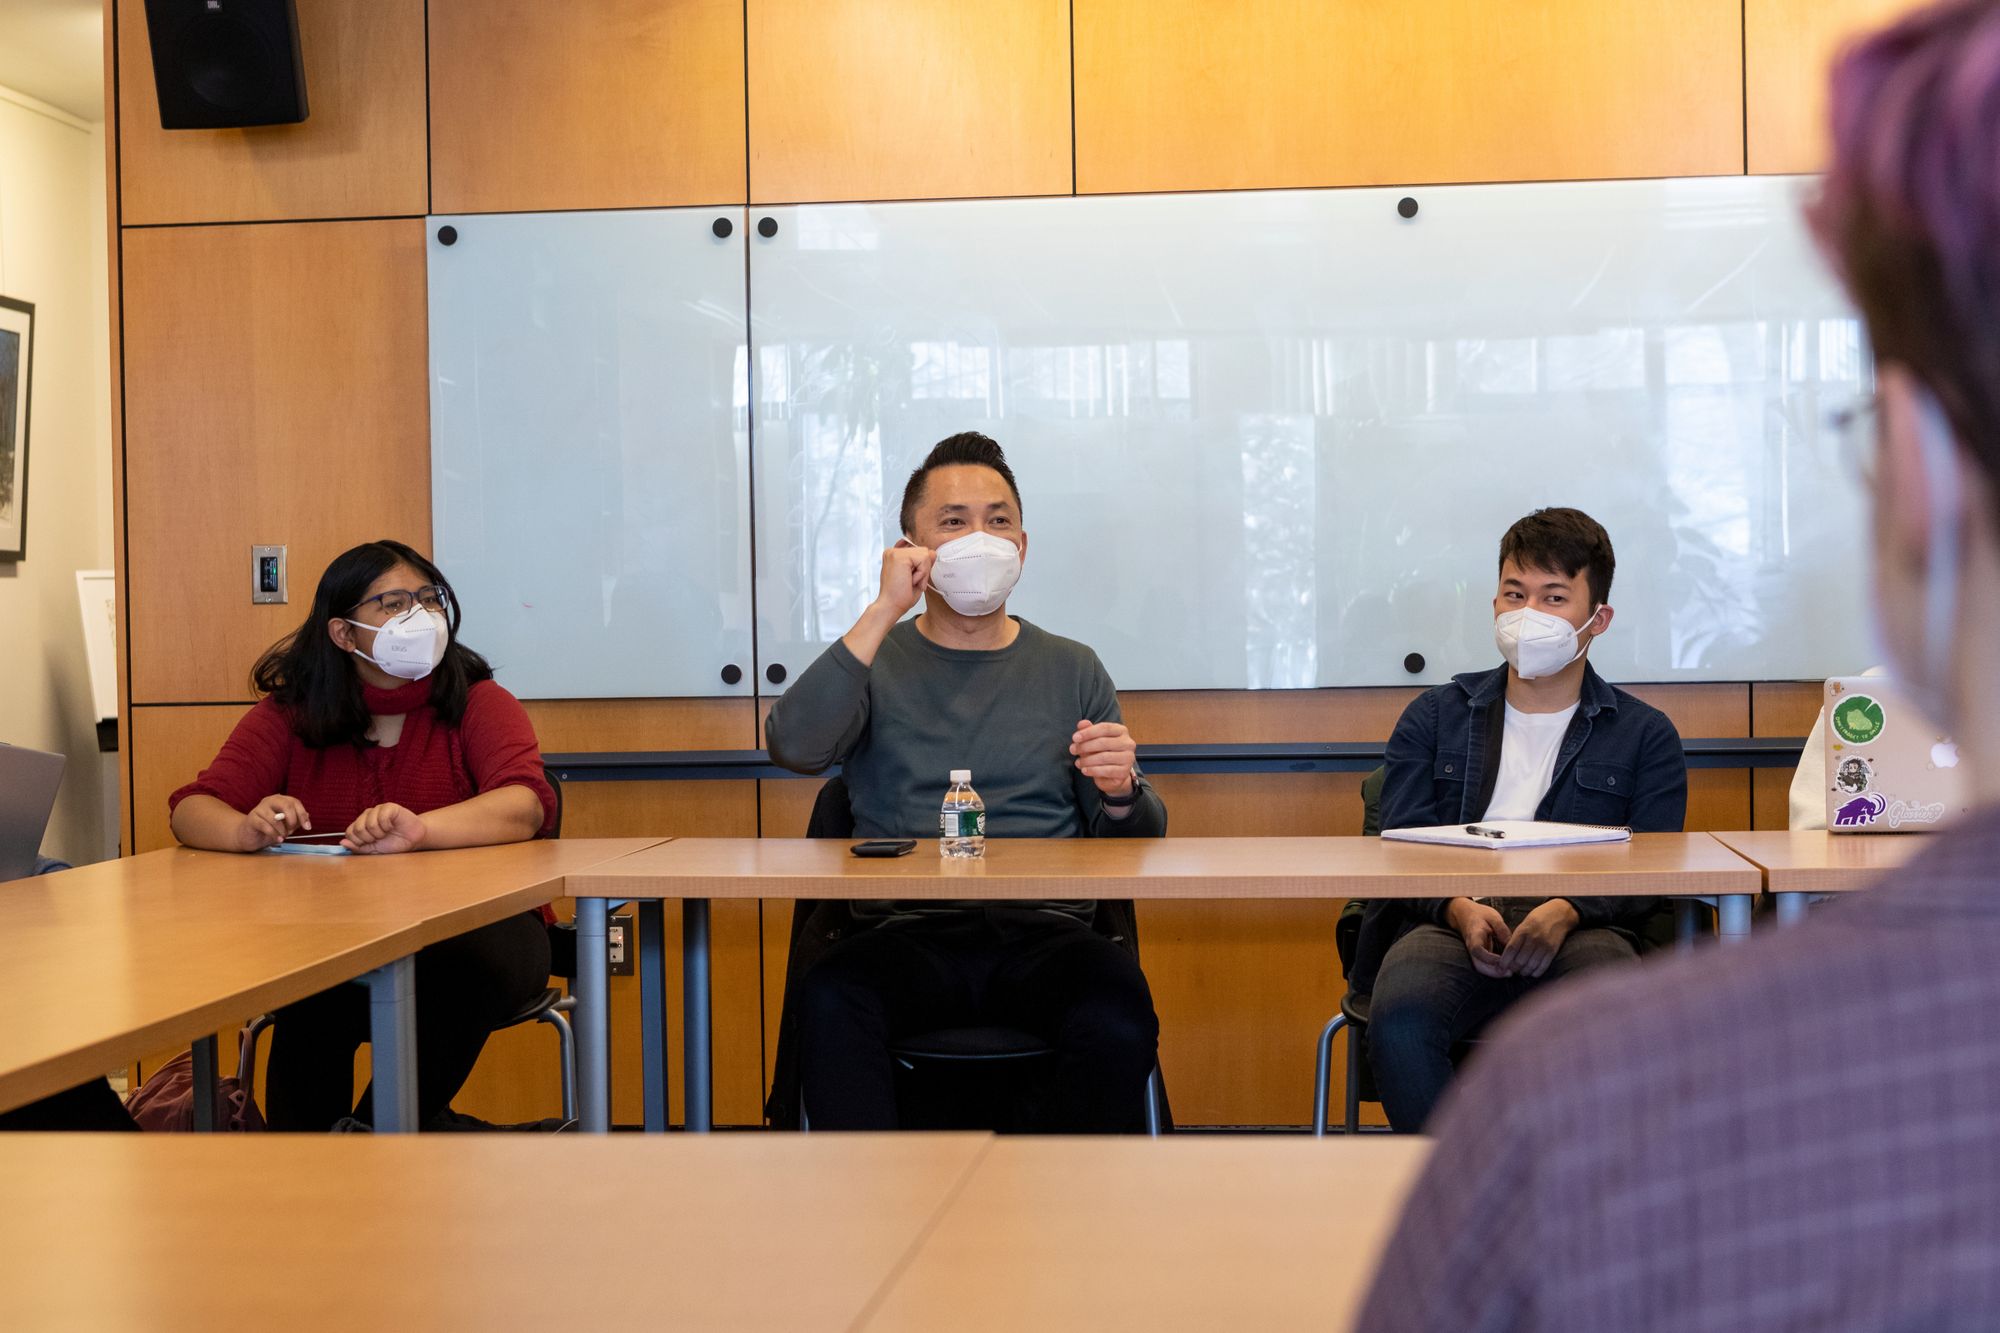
xmin=251 ymin=540 xmax=494 ymax=749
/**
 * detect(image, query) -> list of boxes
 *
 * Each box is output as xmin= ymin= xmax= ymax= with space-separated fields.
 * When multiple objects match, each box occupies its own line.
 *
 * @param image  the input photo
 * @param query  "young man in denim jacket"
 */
xmin=1352 ymin=508 xmax=1687 ymax=1131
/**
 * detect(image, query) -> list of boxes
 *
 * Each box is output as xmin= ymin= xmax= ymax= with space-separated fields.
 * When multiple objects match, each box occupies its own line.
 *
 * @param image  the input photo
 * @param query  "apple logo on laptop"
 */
xmin=1933 ymin=740 xmax=1961 ymax=770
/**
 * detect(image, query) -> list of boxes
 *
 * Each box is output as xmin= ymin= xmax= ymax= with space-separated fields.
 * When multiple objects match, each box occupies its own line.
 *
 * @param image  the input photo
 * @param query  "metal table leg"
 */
xmin=1716 ymin=893 xmax=1754 ymax=945
xmin=683 ymin=898 xmax=713 ymax=1134
xmin=638 ymin=900 xmax=669 ymax=1133
xmin=364 ymin=956 xmax=418 ymax=1132
xmin=190 ymin=1033 xmax=219 ymax=1133
xmin=575 ymin=897 xmax=611 ymax=1133
xmin=1773 ymin=892 xmax=1810 ymax=926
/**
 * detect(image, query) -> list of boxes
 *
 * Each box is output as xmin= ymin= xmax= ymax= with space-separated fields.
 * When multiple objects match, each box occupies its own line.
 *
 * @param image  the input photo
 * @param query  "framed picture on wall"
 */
xmin=0 ymin=296 xmax=34 ymax=560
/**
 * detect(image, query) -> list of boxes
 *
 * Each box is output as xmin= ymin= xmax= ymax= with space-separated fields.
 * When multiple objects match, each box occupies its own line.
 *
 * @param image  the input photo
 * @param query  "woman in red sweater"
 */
xmin=171 ymin=540 xmax=558 ymax=1131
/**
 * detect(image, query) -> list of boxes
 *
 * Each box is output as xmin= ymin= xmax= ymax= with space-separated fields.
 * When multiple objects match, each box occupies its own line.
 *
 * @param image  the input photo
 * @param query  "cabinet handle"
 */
xmin=720 ymin=664 xmax=743 ymax=685
xmin=712 ymin=217 xmax=733 ymax=239
xmin=1396 ymin=197 xmax=1419 ymax=220
xmin=437 ymin=224 xmax=458 ymax=246
xmin=757 ymin=216 xmax=779 ymax=239
xmin=765 ymin=663 xmax=788 ymax=685
xmin=1403 ymin=653 xmax=1426 ymax=675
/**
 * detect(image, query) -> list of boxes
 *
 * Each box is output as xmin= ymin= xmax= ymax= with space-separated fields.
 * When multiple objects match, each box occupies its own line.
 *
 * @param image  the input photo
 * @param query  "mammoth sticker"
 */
xmin=1831 ymin=694 xmax=1887 ymax=746
xmin=1832 ymin=756 xmax=1873 ymax=795
xmin=1832 ymin=793 xmax=1946 ymax=829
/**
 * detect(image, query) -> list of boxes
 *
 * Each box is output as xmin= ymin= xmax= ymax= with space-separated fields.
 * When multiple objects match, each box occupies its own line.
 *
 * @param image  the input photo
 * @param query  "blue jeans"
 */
xmin=1366 ymin=919 xmax=1638 ymax=1132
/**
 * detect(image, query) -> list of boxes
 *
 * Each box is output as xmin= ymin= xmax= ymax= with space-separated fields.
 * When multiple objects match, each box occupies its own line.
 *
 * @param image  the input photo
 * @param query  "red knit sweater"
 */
xmin=169 ymin=677 xmax=559 ymax=852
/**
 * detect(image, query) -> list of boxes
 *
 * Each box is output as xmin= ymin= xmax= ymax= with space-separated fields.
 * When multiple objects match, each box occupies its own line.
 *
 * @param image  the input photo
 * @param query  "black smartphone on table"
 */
xmin=850 ymin=839 xmax=918 ymax=858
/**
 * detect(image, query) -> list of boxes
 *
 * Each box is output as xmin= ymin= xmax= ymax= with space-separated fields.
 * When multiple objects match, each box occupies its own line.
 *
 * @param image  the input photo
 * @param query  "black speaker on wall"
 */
xmin=144 ymin=0 xmax=309 ymax=129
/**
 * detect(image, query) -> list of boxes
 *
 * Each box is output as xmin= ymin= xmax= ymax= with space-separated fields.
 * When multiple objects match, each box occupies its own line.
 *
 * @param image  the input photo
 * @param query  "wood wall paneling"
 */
xmin=1074 ymin=0 xmax=1744 ymax=195
xmin=747 ymin=0 xmax=1073 ymax=203
xmin=428 ymin=0 xmax=748 ymax=214
xmin=1752 ymin=680 xmax=1825 ymax=830
xmin=1623 ymin=683 xmax=1752 ymax=832
xmin=115 ymin=0 xmax=428 ymax=225
xmin=121 ymin=220 xmax=431 ymax=704
xmin=1745 ymin=0 xmax=1931 ymax=175
xmin=129 ymin=705 xmax=249 ymax=854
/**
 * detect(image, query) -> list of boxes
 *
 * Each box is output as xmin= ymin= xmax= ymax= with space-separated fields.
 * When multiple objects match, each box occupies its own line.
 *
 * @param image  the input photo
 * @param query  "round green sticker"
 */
xmin=1832 ymin=694 xmax=1886 ymax=746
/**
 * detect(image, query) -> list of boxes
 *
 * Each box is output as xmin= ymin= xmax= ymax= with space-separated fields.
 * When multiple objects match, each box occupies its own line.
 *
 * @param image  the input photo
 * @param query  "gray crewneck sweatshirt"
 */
xmin=764 ymin=617 xmax=1167 ymax=919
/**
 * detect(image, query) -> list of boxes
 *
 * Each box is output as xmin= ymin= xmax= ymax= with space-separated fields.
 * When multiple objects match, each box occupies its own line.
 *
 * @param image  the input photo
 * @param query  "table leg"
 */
xmin=364 ymin=956 xmax=418 ymax=1133
xmin=1773 ymin=892 xmax=1810 ymax=927
xmin=1716 ymin=894 xmax=1754 ymax=945
xmin=575 ymin=897 xmax=611 ymax=1134
xmin=683 ymin=898 xmax=712 ymax=1134
xmin=190 ymin=1033 xmax=219 ymax=1133
xmin=1672 ymin=899 xmax=1701 ymax=955
xmin=638 ymin=900 xmax=669 ymax=1133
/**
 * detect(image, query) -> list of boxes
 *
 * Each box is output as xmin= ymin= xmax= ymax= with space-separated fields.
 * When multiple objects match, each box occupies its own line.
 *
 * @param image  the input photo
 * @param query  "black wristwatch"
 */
xmin=1099 ymin=783 xmax=1141 ymax=809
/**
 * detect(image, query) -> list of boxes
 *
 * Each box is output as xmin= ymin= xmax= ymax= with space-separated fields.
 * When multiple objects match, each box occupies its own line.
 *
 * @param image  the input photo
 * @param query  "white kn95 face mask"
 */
xmin=927 ymin=532 xmax=1022 ymax=618
xmin=1494 ymin=605 xmax=1598 ymax=680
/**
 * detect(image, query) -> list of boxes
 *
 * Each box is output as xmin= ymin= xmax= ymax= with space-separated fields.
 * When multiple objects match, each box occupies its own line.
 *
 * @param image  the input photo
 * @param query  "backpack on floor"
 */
xmin=126 ymin=1024 xmax=266 ymax=1132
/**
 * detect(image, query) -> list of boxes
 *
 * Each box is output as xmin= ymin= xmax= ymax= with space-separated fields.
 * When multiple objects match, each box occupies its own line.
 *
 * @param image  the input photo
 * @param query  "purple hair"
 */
xmin=1809 ymin=0 xmax=2000 ymax=466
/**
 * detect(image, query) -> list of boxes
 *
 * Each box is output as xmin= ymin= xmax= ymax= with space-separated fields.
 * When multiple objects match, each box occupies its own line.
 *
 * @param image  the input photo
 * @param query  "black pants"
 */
xmin=0 ymin=1078 xmax=139 ymax=1132
xmin=797 ymin=908 xmax=1159 ymax=1133
xmin=265 ymin=910 xmax=551 ymax=1131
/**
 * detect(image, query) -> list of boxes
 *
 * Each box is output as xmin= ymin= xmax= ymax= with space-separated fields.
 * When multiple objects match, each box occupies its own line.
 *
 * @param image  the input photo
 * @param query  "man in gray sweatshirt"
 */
xmin=765 ymin=431 xmax=1166 ymax=1131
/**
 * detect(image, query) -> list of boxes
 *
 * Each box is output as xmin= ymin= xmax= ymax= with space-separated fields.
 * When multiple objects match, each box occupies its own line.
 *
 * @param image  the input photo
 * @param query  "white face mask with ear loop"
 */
xmin=1872 ymin=387 xmax=1963 ymax=728
xmin=1494 ymin=603 xmax=1603 ymax=680
xmin=925 ymin=531 xmax=1023 ymax=618
xmin=345 ymin=604 xmax=448 ymax=681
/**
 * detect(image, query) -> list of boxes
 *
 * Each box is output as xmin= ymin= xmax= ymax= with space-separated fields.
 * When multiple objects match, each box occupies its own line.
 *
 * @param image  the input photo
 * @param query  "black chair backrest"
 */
xmin=1337 ymin=765 xmax=1387 ymax=975
xmin=542 ymin=765 xmax=565 ymax=838
xmin=805 ymin=775 xmax=855 ymax=839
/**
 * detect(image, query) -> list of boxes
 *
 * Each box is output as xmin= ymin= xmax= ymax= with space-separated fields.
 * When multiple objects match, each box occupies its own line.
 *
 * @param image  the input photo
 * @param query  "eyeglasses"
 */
xmin=348 ymin=585 xmax=451 ymax=619
xmin=1828 ymin=392 xmax=1880 ymax=486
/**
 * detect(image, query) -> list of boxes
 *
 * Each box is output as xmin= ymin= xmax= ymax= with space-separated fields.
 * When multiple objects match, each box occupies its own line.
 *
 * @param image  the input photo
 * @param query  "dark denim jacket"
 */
xmin=1347 ymin=662 xmax=1688 ymax=996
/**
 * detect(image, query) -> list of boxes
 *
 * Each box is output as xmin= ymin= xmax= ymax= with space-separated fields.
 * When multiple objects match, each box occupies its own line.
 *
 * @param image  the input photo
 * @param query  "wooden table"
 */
xmin=568 ymin=834 xmax=1761 ymax=1134
xmin=0 ymin=838 xmax=659 ymax=1130
xmin=858 ymin=1136 xmax=1432 ymax=1331
xmin=1708 ymin=830 xmax=1923 ymax=924
xmin=0 ymin=1133 xmax=990 ymax=1331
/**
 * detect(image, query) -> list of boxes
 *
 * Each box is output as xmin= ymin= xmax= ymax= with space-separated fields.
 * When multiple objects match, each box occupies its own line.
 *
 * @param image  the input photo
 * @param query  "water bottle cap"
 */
xmin=950 ymin=769 xmax=971 ymax=784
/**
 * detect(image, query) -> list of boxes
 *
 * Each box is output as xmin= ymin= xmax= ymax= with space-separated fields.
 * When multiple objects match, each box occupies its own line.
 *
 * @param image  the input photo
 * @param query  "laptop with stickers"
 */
xmin=1823 ymin=677 xmax=1971 ymax=833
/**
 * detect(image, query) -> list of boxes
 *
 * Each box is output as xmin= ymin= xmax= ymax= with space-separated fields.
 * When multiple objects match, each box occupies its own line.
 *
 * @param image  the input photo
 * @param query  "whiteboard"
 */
xmin=746 ymin=176 xmax=1871 ymax=692
xmin=428 ymin=207 xmax=755 ymax=699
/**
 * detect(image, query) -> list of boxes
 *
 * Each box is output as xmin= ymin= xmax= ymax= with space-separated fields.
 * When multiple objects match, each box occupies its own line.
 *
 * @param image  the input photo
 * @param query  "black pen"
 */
xmin=1464 ymin=825 xmax=1507 ymax=839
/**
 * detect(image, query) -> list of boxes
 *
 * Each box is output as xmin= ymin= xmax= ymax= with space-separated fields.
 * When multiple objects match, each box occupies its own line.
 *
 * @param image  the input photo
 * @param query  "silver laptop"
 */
xmin=0 ymin=743 xmax=65 ymax=881
xmin=1824 ymin=677 xmax=1971 ymax=833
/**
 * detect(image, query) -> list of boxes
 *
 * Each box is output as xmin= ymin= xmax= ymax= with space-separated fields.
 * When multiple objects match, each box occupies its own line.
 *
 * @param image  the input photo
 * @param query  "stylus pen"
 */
xmin=1464 ymin=825 xmax=1507 ymax=839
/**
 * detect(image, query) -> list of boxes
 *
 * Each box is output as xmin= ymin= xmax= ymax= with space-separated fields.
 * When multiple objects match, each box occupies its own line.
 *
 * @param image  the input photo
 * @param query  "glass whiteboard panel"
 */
xmin=749 ymin=177 xmax=1870 ymax=692
xmin=429 ymin=208 xmax=753 ymax=699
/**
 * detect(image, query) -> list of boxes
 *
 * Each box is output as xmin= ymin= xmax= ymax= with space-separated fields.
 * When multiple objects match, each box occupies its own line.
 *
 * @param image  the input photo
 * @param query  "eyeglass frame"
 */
xmin=346 ymin=584 xmax=453 ymax=620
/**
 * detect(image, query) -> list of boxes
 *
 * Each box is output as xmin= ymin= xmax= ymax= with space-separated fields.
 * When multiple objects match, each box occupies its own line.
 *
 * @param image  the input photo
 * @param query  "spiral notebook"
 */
xmin=1380 ymin=821 xmax=1632 ymax=851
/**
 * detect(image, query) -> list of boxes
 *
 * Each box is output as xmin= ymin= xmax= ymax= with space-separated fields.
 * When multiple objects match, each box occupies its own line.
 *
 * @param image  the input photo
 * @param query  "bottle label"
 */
xmin=941 ymin=809 xmax=985 ymax=839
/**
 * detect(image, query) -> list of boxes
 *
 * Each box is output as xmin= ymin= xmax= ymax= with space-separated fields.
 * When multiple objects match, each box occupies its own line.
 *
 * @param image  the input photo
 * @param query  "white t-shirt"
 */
xmin=1481 ymin=702 xmax=1580 ymax=822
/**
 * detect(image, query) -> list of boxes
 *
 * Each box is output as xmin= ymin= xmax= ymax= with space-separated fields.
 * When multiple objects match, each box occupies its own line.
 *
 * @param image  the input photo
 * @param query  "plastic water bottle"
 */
xmin=940 ymin=769 xmax=986 ymax=859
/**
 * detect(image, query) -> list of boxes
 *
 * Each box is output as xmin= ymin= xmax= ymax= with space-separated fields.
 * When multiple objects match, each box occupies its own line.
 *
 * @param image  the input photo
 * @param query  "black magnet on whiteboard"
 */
xmin=720 ymin=663 xmax=743 ymax=685
xmin=1403 ymin=653 xmax=1426 ymax=674
xmin=766 ymin=663 xmax=788 ymax=685
xmin=1396 ymin=197 xmax=1418 ymax=220
xmin=757 ymin=216 xmax=779 ymax=239
xmin=712 ymin=217 xmax=733 ymax=238
xmin=437 ymin=224 xmax=458 ymax=246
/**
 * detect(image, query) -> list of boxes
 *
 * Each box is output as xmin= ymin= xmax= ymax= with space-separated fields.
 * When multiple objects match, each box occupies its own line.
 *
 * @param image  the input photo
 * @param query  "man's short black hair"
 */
xmin=899 ymin=431 xmax=1023 ymax=535
xmin=1498 ymin=508 xmax=1615 ymax=607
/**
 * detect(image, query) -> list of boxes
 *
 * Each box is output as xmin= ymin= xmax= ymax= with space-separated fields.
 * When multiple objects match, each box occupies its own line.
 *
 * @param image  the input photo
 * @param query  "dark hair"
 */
xmin=1498 ymin=508 xmax=1616 ymax=607
xmin=251 ymin=539 xmax=493 ymax=749
xmin=1809 ymin=0 xmax=2000 ymax=479
xmin=898 ymin=431 xmax=1023 ymax=535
